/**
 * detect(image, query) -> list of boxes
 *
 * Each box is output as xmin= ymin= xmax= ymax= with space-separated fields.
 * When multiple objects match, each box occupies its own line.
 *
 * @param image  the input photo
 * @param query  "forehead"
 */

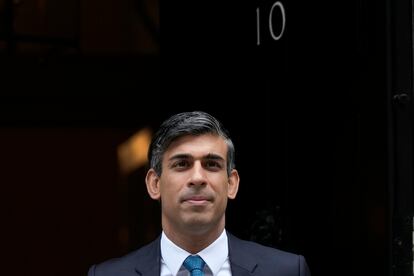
xmin=164 ymin=134 xmax=228 ymax=159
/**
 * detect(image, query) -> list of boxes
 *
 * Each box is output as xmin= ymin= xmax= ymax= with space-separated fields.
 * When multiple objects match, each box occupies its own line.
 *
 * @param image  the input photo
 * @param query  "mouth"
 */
xmin=181 ymin=196 xmax=212 ymax=205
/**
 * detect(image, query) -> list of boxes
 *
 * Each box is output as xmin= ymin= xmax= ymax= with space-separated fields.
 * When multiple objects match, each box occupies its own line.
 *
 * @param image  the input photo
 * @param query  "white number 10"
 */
xmin=257 ymin=1 xmax=286 ymax=46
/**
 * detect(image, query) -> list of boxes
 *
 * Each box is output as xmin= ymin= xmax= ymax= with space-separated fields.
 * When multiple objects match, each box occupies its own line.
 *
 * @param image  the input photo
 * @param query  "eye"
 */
xmin=172 ymin=160 xmax=190 ymax=169
xmin=204 ymin=160 xmax=222 ymax=170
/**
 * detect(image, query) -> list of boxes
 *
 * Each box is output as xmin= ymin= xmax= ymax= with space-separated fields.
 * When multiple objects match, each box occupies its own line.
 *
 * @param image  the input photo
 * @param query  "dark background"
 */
xmin=0 ymin=0 xmax=412 ymax=275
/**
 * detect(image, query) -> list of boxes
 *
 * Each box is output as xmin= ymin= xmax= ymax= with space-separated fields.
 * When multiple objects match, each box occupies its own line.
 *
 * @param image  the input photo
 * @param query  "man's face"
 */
xmin=146 ymin=134 xmax=239 ymax=236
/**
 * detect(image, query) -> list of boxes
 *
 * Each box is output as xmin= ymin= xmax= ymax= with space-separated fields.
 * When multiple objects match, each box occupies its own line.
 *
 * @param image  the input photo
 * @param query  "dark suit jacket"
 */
xmin=88 ymin=232 xmax=311 ymax=276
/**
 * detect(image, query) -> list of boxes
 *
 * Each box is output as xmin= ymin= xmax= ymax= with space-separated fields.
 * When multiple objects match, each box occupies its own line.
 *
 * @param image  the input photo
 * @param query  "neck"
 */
xmin=163 ymin=220 xmax=225 ymax=254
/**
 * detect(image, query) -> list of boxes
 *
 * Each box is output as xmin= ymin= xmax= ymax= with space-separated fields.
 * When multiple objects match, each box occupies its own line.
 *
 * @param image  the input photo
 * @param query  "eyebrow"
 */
xmin=168 ymin=153 xmax=225 ymax=162
xmin=168 ymin=154 xmax=192 ymax=161
xmin=204 ymin=153 xmax=225 ymax=162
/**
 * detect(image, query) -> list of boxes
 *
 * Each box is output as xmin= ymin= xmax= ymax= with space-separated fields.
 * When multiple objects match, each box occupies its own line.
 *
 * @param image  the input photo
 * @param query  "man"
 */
xmin=88 ymin=111 xmax=311 ymax=276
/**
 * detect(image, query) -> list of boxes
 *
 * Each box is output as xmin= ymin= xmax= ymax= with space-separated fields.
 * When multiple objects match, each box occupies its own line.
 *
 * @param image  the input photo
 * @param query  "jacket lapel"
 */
xmin=134 ymin=237 xmax=161 ymax=276
xmin=228 ymin=232 xmax=259 ymax=276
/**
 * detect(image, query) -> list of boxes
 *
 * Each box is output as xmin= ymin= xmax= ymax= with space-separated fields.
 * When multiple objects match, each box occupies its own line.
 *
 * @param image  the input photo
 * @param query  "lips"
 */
xmin=181 ymin=194 xmax=213 ymax=203
xmin=186 ymin=196 xmax=208 ymax=201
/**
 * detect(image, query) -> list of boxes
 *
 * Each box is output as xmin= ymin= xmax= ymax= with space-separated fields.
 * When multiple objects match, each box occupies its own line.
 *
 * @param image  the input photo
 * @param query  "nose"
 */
xmin=188 ymin=161 xmax=207 ymax=187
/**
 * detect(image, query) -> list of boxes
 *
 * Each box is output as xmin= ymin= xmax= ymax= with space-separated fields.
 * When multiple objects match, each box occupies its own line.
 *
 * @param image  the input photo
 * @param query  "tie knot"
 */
xmin=183 ymin=255 xmax=205 ymax=276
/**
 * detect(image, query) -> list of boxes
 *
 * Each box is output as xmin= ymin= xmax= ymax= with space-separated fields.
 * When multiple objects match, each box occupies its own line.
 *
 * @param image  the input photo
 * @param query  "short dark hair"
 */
xmin=148 ymin=111 xmax=235 ymax=176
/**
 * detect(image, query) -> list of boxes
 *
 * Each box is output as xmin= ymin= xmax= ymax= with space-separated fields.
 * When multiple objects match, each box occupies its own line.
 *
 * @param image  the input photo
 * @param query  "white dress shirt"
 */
xmin=160 ymin=229 xmax=232 ymax=276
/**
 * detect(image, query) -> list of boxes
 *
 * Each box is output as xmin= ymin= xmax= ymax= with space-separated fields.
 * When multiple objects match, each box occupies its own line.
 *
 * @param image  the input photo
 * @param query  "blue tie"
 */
xmin=183 ymin=255 xmax=206 ymax=276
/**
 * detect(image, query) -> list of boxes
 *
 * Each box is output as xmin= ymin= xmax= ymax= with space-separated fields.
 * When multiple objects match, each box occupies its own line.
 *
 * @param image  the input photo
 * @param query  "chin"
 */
xmin=184 ymin=215 xmax=223 ymax=232
xmin=183 ymin=216 xmax=212 ymax=228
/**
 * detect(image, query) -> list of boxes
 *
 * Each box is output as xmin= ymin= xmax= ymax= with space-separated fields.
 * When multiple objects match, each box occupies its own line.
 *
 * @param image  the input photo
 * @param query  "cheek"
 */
xmin=211 ymin=184 xmax=230 ymax=205
xmin=209 ymin=176 xmax=229 ymax=192
xmin=159 ymin=177 xmax=183 ymax=200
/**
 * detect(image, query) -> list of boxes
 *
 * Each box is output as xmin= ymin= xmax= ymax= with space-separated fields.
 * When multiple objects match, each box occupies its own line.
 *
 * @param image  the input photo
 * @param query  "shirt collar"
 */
xmin=160 ymin=229 xmax=229 ymax=276
xmin=160 ymin=232 xmax=189 ymax=276
xmin=197 ymin=230 xmax=228 ymax=275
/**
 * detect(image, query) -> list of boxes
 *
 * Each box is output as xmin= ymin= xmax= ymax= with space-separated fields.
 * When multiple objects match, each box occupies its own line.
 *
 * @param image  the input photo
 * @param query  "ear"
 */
xmin=145 ymin=168 xmax=161 ymax=200
xmin=227 ymin=169 xmax=240 ymax=199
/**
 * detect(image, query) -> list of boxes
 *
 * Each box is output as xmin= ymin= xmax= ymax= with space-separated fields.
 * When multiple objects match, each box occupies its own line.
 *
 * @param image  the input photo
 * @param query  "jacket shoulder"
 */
xmin=232 ymin=236 xmax=300 ymax=260
xmin=88 ymin=238 xmax=160 ymax=276
xmin=228 ymin=233 xmax=310 ymax=275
